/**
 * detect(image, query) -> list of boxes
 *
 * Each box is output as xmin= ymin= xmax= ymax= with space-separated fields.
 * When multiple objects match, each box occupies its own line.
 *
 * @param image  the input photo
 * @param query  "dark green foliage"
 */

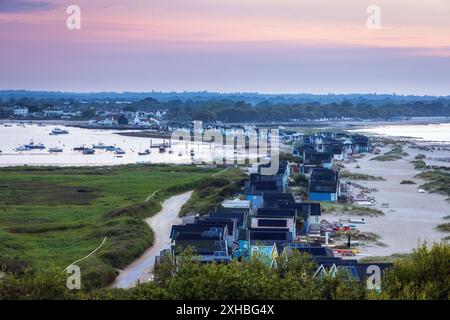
xmin=411 ymin=160 xmax=428 ymax=170
xmin=292 ymin=174 xmax=309 ymax=188
xmin=380 ymin=242 xmax=450 ymax=300
xmin=1 ymin=243 xmax=449 ymax=300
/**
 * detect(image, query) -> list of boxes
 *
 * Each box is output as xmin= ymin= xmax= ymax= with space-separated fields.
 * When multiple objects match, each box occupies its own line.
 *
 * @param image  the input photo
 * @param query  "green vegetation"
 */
xmin=411 ymin=160 xmax=428 ymax=170
xmin=380 ymin=242 xmax=450 ymax=300
xmin=340 ymin=171 xmax=385 ymax=181
xmin=1 ymin=243 xmax=448 ymax=300
xmin=291 ymin=173 xmax=309 ymax=188
xmin=416 ymin=170 xmax=450 ymax=198
xmin=321 ymin=202 xmax=384 ymax=217
xmin=179 ymin=168 xmax=247 ymax=216
xmin=0 ymin=165 xmax=219 ymax=288
xmin=360 ymin=253 xmax=410 ymax=264
xmin=414 ymin=154 xmax=426 ymax=160
xmin=335 ymin=232 xmax=386 ymax=247
xmin=333 ymin=161 xmax=345 ymax=171
xmin=3 ymin=94 xmax=450 ymax=121
xmin=279 ymin=152 xmax=301 ymax=163
xmin=436 ymin=223 xmax=450 ymax=232
xmin=371 ymin=146 xmax=408 ymax=161
xmin=400 ymin=180 xmax=416 ymax=185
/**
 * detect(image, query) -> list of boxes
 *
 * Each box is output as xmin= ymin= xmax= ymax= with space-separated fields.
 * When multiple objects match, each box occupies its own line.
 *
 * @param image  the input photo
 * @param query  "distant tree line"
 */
xmin=129 ymin=98 xmax=450 ymax=122
xmin=1 ymin=96 xmax=450 ymax=122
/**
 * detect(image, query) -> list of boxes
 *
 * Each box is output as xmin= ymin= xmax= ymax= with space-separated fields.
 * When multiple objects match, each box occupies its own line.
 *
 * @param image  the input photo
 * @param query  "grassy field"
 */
xmin=0 ymin=164 xmax=219 ymax=288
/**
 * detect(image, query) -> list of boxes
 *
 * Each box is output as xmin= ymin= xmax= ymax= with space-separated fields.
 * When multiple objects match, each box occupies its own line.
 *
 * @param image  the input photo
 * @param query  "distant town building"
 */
xmin=13 ymin=106 xmax=29 ymax=117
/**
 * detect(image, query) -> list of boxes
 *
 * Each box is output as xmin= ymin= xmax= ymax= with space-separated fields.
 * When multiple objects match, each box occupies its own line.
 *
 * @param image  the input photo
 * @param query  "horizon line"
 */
xmin=1 ymin=89 xmax=449 ymax=98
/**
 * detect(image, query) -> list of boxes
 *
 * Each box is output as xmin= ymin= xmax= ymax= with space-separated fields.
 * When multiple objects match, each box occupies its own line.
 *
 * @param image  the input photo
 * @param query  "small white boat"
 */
xmin=136 ymin=161 xmax=152 ymax=165
xmin=50 ymin=128 xmax=69 ymax=135
xmin=138 ymin=149 xmax=151 ymax=156
xmin=49 ymin=147 xmax=63 ymax=153
xmin=15 ymin=145 xmax=28 ymax=152
xmin=354 ymin=200 xmax=373 ymax=207
xmin=349 ymin=219 xmax=366 ymax=224
xmin=83 ymin=148 xmax=95 ymax=155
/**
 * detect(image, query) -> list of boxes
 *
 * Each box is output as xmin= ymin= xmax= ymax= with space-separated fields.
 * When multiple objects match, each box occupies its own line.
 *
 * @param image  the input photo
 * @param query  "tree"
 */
xmin=81 ymin=108 xmax=96 ymax=119
xmin=380 ymin=242 xmax=450 ymax=300
xmin=292 ymin=173 xmax=309 ymax=188
xmin=117 ymin=115 xmax=129 ymax=125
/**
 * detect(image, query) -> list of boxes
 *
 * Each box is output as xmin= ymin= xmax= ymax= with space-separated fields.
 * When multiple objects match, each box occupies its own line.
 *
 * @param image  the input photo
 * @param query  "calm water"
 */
xmin=0 ymin=124 xmax=255 ymax=167
xmin=351 ymin=123 xmax=450 ymax=142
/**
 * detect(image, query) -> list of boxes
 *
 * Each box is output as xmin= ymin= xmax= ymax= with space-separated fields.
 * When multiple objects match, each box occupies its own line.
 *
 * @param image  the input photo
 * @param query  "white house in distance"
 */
xmin=13 ymin=106 xmax=29 ymax=117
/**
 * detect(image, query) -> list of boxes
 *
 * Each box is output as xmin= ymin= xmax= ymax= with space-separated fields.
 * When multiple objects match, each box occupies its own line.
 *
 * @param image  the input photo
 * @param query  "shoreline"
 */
xmin=2 ymin=116 xmax=450 ymax=130
xmin=332 ymin=138 xmax=449 ymax=258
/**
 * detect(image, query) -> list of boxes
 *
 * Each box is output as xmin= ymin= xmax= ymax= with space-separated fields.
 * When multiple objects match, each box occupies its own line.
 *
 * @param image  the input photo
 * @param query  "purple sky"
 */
xmin=0 ymin=0 xmax=449 ymax=95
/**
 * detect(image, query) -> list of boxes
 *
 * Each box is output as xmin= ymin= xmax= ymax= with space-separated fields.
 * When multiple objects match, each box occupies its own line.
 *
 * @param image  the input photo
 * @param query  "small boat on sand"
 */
xmin=49 ymin=147 xmax=63 ymax=153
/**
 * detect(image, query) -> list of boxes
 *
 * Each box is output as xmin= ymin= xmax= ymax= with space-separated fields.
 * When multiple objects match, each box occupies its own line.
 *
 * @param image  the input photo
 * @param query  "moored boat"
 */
xmin=93 ymin=142 xmax=106 ymax=149
xmin=24 ymin=142 xmax=46 ymax=150
xmin=83 ymin=148 xmax=95 ymax=155
xmin=49 ymin=147 xmax=63 ymax=153
xmin=49 ymin=128 xmax=69 ymax=135
xmin=138 ymin=149 xmax=151 ymax=156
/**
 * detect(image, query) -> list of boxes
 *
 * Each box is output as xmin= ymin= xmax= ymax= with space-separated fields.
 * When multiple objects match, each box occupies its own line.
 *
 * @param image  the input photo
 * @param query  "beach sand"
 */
xmin=325 ymin=142 xmax=449 ymax=257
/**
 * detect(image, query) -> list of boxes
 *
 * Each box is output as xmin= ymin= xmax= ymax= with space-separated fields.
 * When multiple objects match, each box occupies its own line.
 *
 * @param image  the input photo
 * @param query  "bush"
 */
xmin=400 ymin=180 xmax=416 ymax=185
xmin=380 ymin=242 xmax=450 ymax=300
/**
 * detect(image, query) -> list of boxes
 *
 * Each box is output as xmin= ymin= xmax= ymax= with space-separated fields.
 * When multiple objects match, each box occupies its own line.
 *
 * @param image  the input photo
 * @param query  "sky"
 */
xmin=0 ymin=0 xmax=449 ymax=95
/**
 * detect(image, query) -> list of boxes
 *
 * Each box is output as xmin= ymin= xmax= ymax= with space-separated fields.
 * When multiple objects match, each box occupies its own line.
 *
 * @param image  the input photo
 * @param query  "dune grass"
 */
xmin=321 ymin=202 xmax=384 ymax=217
xmin=340 ymin=171 xmax=385 ymax=181
xmin=179 ymin=168 xmax=248 ymax=216
xmin=436 ymin=223 xmax=450 ymax=232
xmin=0 ymin=164 xmax=219 ymax=288
xmin=416 ymin=170 xmax=450 ymax=198
xmin=371 ymin=146 xmax=409 ymax=161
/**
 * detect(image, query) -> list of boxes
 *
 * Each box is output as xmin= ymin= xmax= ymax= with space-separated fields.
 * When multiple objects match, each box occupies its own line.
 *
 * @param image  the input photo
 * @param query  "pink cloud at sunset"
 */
xmin=0 ymin=0 xmax=449 ymax=94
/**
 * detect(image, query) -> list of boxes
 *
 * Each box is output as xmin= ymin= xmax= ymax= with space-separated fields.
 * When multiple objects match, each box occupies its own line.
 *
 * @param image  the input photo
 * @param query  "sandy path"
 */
xmin=112 ymin=191 xmax=192 ymax=288
xmin=330 ymin=145 xmax=449 ymax=257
